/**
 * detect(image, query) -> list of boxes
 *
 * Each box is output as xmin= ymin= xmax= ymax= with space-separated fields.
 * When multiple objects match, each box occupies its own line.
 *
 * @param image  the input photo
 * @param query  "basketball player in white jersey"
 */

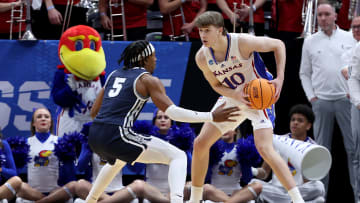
xmin=189 ymin=11 xmax=305 ymax=203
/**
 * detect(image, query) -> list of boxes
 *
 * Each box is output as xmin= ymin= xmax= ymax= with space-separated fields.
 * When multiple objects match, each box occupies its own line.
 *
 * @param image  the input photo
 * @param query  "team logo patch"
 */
xmin=218 ymin=159 xmax=238 ymax=176
xmin=287 ymin=158 xmax=297 ymax=176
xmin=34 ymin=150 xmax=52 ymax=167
xmin=209 ymin=60 xmax=214 ymax=65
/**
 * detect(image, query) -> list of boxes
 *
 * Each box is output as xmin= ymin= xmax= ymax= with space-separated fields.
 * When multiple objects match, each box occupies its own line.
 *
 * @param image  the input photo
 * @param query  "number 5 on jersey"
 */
xmin=108 ymin=77 xmax=126 ymax=97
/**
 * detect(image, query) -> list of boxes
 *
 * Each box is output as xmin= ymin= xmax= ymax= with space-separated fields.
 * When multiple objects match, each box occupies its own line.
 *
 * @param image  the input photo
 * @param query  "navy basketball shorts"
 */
xmin=88 ymin=122 xmax=151 ymax=165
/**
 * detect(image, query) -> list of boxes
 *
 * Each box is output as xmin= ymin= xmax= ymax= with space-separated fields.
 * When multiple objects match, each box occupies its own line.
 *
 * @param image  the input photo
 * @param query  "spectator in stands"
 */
xmin=0 ymin=0 xmax=25 ymax=39
xmin=31 ymin=0 xmax=88 ymax=39
xmin=158 ymin=0 xmax=207 ymax=41
xmin=98 ymin=0 xmax=153 ymax=41
xmin=216 ymin=0 xmax=266 ymax=35
xmin=247 ymin=104 xmax=325 ymax=203
xmin=299 ymin=2 xmax=357 ymax=198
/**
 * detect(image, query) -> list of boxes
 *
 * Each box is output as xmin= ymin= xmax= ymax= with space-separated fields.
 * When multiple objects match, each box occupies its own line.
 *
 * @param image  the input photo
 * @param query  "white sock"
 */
xmin=288 ymin=187 xmax=305 ymax=203
xmin=189 ymin=186 xmax=203 ymax=202
xmin=85 ymin=159 xmax=125 ymax=203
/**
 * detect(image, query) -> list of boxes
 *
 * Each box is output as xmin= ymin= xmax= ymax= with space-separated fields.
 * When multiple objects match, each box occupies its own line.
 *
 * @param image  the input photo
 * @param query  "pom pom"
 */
xmin=168 ymin=123 xmax=195 ymax=152
xmin=236 ymin=135 xmax=262 ymax=167
xmin=132 ymin=120 xmax=153 ymax=135
xmin=81 ymin=122 xmax=93 ymax=137
xmin=6 ymin=136 xmax=31 ymax=168
xmin=54 ymin=132 xmax=87 ymax=162
xmin=236 ymin=135 xmax=262 ymax=185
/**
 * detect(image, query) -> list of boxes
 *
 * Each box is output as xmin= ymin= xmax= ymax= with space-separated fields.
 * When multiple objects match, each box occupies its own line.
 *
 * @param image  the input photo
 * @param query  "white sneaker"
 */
xmin=73 ymin=198 xmax=86 ymax=203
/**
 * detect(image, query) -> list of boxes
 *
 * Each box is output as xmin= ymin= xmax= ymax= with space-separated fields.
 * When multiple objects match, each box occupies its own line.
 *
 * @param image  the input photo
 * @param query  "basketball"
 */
xmin=243 ymin=78 xmax=276 ymax=110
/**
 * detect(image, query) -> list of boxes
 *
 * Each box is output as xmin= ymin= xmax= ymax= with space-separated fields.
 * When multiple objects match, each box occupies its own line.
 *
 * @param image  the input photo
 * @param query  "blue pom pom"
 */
xmin=81 ymin=122 xmax=92 ymax=137
xmin=236 ymin=135 xmax=262 ymax=167
xmin=54 ymin=132 xmax=87 ymax=162
xmin=6 ymin=136 xmax=31 ymax=168
xmin=132 ymin=120 xmax=153 ymax=135
xmin=168 ymin=123 xmax=195 ymax=152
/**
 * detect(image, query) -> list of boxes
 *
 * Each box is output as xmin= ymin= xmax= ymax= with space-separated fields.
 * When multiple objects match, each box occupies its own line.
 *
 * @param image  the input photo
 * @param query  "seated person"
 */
xmin=17 ymin=108 xmax=78 ymax=203
xmin=0 ymin=128 xmax=44 ymax=202
xmin=231 ymin=104 xmax=325 ymax=203
xmin=200 ymin=129 xmax=262 ymax=203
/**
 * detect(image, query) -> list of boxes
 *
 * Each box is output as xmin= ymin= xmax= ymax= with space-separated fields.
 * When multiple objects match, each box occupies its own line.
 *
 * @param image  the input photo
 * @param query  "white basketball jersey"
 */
xmin=271 ymin=133 xmax=316 ymax=187
xmin=210 ymin=145 xmax=242 ymax=195
xmin=27 ymin=135 xmax=59 ymax=193
xmin=146 ymin=164 xmax=170 ymax=194
xmin=202 ymin=33 xmax=271 ymax=90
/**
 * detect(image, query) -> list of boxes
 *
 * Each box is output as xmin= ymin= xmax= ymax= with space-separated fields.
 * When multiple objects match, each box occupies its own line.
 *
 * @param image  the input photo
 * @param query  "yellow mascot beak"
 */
xmin=60 ymin=46 xmax=106 ymax=80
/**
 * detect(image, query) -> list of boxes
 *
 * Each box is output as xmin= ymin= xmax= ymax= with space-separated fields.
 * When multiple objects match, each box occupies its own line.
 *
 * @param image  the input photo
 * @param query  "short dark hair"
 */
xmin=118 ymin=40 xmax=154 ymax=70
xmin=289 ymin=104 xmax=315 ymax=124
xmin=194 ymin=11 xmax=227 ymax=35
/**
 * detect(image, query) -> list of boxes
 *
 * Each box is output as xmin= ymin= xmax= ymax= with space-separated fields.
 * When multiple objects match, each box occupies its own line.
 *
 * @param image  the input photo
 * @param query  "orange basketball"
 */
xmin=243 ymin=78 xmax=276 ymax=110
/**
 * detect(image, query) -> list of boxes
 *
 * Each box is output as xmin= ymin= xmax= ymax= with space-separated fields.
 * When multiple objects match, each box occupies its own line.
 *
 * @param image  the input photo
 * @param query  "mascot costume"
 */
xmin=51 ymin=25 xmax=106 ymax=181
xmin=51 ymin=25 xmax=106 ymax=138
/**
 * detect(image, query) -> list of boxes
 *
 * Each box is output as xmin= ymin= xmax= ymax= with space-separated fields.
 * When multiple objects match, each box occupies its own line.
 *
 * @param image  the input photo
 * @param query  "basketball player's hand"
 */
xmin=212 ymin=102 xmax=240 ymax=122
xmin=233 ymin=86 xmax=252 ymax=107
xmin=270 ymin=77 xmax=283 ymax=102
xmin=47 ymin=8 xmax=63 ymax=25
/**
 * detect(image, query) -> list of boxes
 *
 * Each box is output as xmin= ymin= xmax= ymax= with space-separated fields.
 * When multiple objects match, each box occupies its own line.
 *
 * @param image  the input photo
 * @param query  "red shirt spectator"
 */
xmin=275 ymin=0 xmax=303 ymax=33
xmin=159 ymin=0 xmax=207 ymax=41
xmin=0 ymin=0 xmax=25 ymax=35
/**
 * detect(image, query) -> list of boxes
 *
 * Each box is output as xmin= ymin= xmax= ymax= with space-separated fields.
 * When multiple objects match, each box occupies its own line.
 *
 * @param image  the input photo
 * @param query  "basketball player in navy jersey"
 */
xmin=188 ymin=11 xmax=306 ymax=203
xmin=85 ymin=40 xmax=240 ymax=203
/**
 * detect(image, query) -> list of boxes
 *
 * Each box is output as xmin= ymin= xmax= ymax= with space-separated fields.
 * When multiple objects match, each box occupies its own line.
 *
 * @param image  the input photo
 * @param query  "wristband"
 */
xmin=251 ymin=5 xmax=256 ymax=12
xmin=165 ymin=104 xmax=213 ymax=123
xmin=47 ymin=5 xmax=55 ymax=10
xmin=251 ymin=167 xmax=259 ymax=176
xmin=100 ymin=12 xmax=107 ymax=16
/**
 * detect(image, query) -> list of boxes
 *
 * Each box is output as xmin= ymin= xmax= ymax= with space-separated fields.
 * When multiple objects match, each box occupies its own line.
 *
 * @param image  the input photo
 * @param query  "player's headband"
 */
xmin=131 ymin=43 xmax=155 ymax=64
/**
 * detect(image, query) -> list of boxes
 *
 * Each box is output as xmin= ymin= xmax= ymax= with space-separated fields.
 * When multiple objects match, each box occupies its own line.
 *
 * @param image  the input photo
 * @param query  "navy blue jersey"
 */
xmin=94 ymin=67 xmax=150 ymax=127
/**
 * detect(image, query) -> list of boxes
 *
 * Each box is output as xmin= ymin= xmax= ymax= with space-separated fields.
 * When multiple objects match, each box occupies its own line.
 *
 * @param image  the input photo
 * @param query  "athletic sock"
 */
xmin=189 ymin=186 xmax=203 ymax=202
xmin=288 ymin=187 xmax=305 ymax=203
xmin=85 ymin=160 xmax=125 ymax=203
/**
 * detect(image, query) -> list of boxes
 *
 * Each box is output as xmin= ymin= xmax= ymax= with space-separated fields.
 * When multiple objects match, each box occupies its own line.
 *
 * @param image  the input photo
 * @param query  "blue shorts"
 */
xmin=88 ymin=122 xmax=151 ymax=165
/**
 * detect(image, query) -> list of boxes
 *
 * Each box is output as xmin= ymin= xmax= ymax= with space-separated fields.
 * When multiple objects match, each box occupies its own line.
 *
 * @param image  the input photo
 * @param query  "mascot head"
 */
xmin=58 ymin=25 xmax=106 ymax=80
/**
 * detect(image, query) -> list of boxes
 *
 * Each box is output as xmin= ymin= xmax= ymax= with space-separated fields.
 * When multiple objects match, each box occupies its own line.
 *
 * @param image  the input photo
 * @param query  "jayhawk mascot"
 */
xmin=51 ymin=25 xmax=106 ymax=138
